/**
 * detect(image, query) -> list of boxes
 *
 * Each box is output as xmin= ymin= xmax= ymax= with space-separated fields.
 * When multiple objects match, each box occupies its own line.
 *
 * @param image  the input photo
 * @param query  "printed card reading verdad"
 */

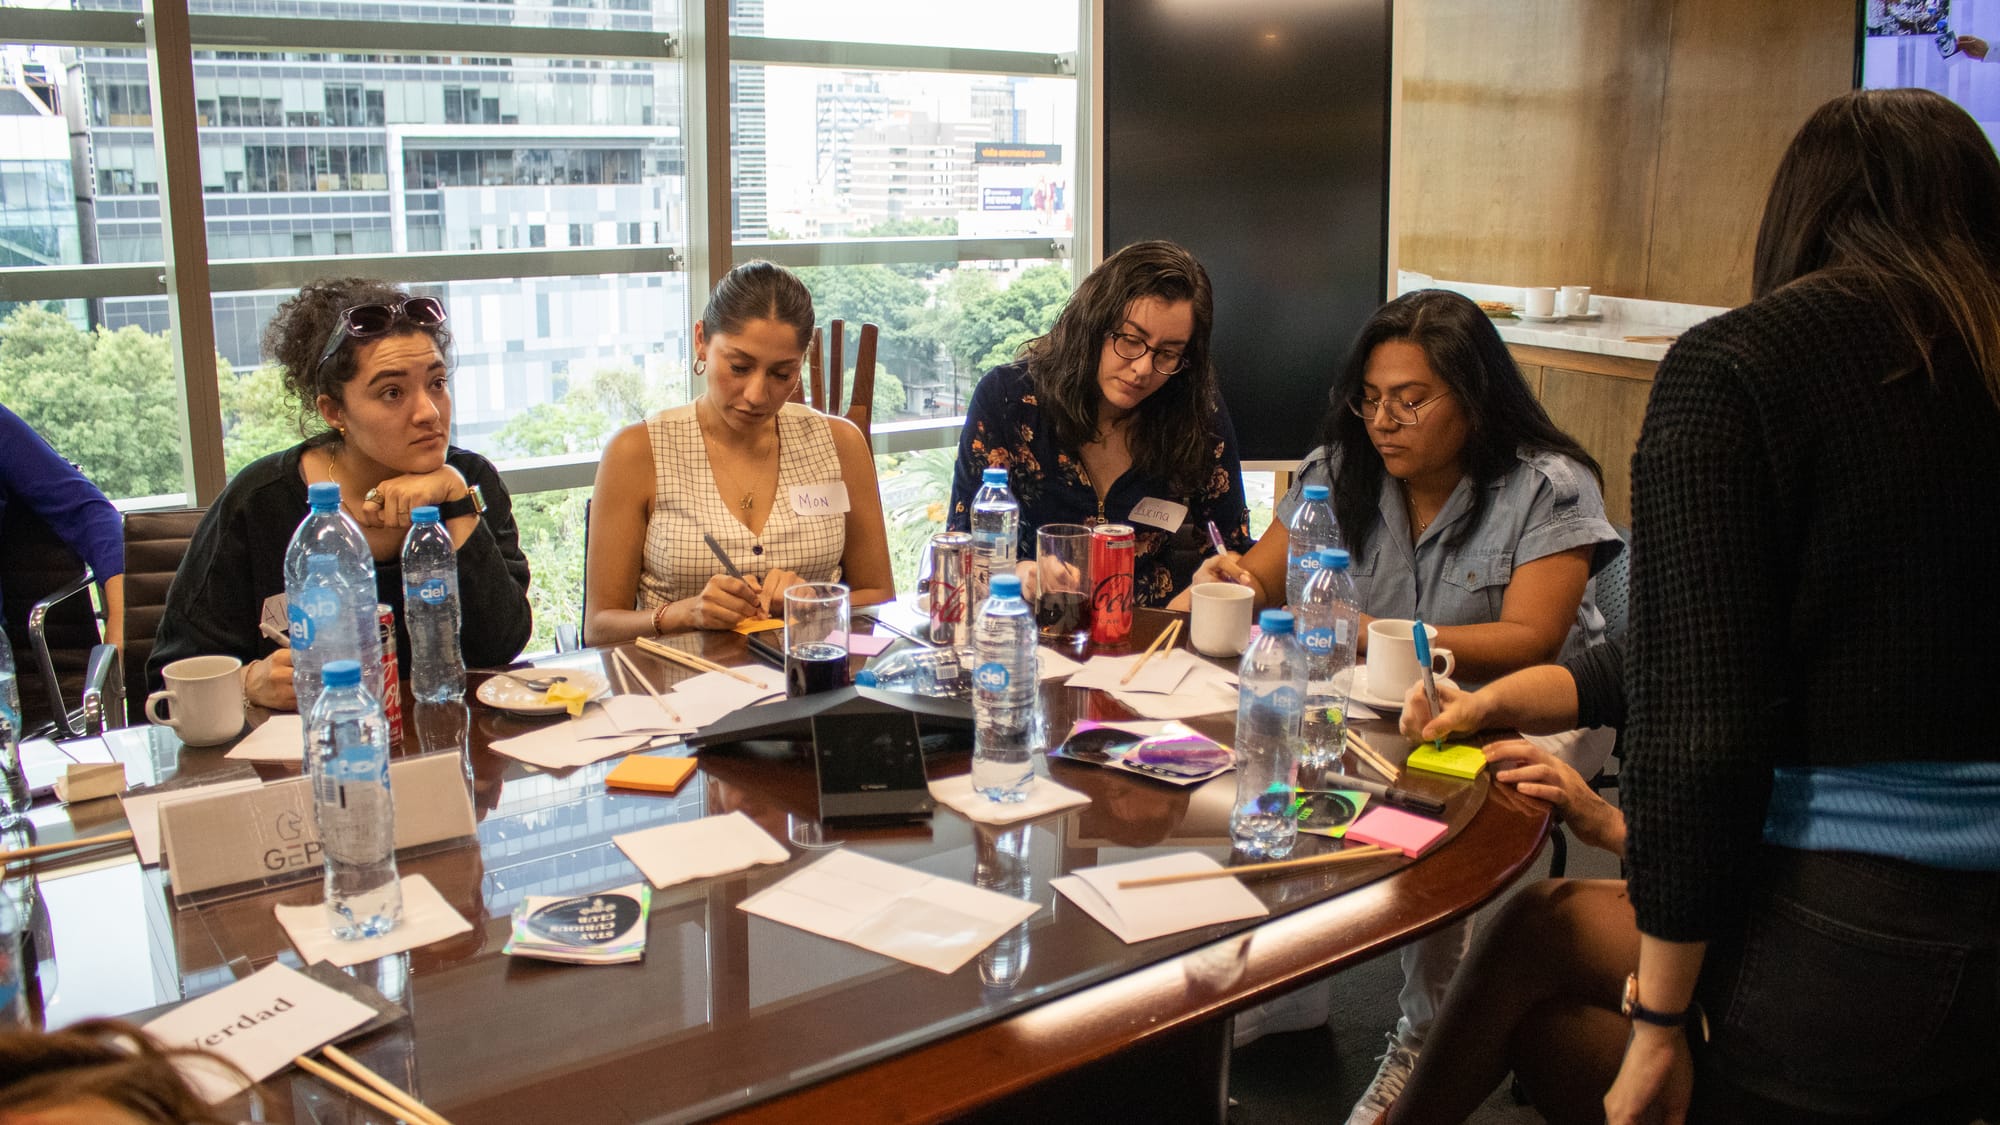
xmin=142 ymin=962 xmax=375 ymax=1102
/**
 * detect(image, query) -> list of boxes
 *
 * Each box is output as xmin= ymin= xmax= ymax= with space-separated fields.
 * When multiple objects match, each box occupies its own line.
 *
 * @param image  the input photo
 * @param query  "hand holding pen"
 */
xmin=1201 ymin=520 xmax=1255 ymax=587
xmin=693 ymin=533 xmax=766 ymax=626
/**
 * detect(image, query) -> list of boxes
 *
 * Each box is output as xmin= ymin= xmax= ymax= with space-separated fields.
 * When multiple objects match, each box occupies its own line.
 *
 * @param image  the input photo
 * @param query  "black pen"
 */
xmin=703 ymin=532 xmax=745 ymax=580
xmin=1307 ymin=772 xmax=1448 ymax=817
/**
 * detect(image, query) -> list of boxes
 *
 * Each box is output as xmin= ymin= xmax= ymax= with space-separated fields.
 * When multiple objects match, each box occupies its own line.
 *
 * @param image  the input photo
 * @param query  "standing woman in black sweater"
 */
xmin=152 ymin=279 xmax=532 ymax=710
xmin=1610 ymin=90 xmax=2000 ymax=1122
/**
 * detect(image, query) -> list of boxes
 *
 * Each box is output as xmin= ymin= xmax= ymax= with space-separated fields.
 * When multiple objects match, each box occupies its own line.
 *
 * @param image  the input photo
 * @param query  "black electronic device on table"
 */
xmin=684 ymin=684 xmax=972 ymax=751
xmin=809 ymin=708 xmax=934 ymax=825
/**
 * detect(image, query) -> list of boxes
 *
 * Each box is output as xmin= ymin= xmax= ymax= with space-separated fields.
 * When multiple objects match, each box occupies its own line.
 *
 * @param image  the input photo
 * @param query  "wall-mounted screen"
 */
xmin=1859 ymin=0 xmax=2000 ymax=145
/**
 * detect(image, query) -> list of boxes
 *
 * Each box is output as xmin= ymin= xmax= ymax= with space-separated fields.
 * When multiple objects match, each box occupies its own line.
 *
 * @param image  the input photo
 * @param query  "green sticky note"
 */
xmin=1405 ymin=741 xmax=1485 ymax=780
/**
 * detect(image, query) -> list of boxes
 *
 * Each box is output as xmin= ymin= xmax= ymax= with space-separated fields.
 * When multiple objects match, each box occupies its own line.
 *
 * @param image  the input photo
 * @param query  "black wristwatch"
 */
xmin=437 ymin=483 xmax=486 ymax=522
xmin=1622 ymin=973 xmax=1691 ymax=1028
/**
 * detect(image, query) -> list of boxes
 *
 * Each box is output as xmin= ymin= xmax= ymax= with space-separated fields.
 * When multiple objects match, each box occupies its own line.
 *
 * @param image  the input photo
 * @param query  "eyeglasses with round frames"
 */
xmin=1348 ymin=392 xmax=1449 ymax=427
xmin=315 ymin=296 xmax=448 ymax=376
xmin=1106 ymin=331 xmax=1186 ymax=375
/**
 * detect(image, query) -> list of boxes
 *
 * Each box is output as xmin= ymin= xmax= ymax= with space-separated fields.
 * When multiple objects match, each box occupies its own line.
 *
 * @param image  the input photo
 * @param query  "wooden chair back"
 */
xmin=795 ymin=320 xmax=880 ymax=440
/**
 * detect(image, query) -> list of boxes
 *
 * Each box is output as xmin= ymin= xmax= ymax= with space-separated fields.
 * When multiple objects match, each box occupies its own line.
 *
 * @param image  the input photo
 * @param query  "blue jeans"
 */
xmin=1691 ymin=846 xmax=1999 ymax=1122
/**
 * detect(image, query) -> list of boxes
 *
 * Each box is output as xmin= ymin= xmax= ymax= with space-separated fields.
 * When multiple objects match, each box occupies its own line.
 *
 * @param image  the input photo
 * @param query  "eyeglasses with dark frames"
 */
xmin=1348 ymin=391 xmax=1449 ymax=427
xmin=314 ymin=296 xmax=448 ymax=376
xmin=1106 ymin=331 xmax=1186 ymax=375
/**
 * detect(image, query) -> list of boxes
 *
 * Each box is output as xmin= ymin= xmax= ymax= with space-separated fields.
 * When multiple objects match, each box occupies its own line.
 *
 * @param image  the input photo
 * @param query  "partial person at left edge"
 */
xmin=149 ymin=279 xmax=532 ymax=712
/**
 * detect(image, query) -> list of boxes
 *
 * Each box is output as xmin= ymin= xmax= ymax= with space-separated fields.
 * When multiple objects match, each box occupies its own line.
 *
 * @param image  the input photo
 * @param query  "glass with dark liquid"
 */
xmin=1034 ymin=523 xmax=1094 ymax=641
xmin=783 ymin=582 xmax=851 ymax=698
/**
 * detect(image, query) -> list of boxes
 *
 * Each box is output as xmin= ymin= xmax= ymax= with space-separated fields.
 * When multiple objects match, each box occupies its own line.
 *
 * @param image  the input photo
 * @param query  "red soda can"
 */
xmin=1090 ymin=524 xmax=1136 ymax=646
xmin=376 ymin=603 xmax=403 ymax=749
xmin=926 ymin=532 xmax=972 ymax=648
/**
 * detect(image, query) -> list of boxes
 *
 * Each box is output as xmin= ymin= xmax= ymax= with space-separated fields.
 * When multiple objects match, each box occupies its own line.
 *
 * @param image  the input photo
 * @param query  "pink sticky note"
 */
xmin=1346 ymin=805 xmax=1449 ymax=857
xmin=832 ymin=631 xmax=896 ymax=658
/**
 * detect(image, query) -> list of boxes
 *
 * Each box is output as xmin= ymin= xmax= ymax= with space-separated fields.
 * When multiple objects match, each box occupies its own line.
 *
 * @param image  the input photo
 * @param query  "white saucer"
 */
xmin=476 ymin=667 xmax=611 ymax=715
xmin=1514 ymin=310 xmax=1568 ymax=323
xmin=1332 ymin=666 xmax=1406 ymax=711
xmin=1564 ymin=310 xmax=1603 ymax=321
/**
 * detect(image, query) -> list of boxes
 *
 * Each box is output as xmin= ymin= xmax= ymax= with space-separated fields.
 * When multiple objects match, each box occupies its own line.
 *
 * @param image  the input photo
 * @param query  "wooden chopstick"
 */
xmin=611 ymin=648 xmax=682 ymax=723
xmin=294 ymin=1054 xmax=425 ymax=1124
xmin=1344 ymin=731 xmax=1399 ymax=780
xmin=1120 ymin=619 xmax=1183 ymax=685
xmin=322 ymin=1044 xmax=455 ymax=1125
xmin=1117 ymin=845 xmax=1399 ymax=889
xmin=632 ymin=635 xmax=761 ymax=686
xmin=0 ymin=829 xmax=135 ymax=867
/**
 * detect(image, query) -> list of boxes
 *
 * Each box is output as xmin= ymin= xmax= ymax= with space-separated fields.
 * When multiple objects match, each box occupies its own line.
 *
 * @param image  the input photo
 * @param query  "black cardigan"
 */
xmin=1622 ymin=279 xmax=2000 ymax=941
xmin=149 ymin=443 xmax=533 ymax=692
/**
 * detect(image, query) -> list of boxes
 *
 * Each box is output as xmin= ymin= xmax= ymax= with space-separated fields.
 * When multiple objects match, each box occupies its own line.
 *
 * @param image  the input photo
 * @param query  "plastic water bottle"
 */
xmin=1296 ymin=549 xmax=1361 ymax=772
xmin=308 ymin=659 xmax=402 ymax=940
xmin=401 ymin=506 xmax=464 ymax=704
xmin=971 ymin=573 xmax=1038 ymax=801
xmin=969 ymin=467 xmax=1020 ymax=613
xmin=0 ymin=625 xmax=23 ymax=826
xmin=285 ymin=482 xmax=383 ymax=721
xmin=1285 ymin=483 xmax=1341 ymax=606
xmin=854 ymin=647 xmax=966 ymax=696
xmin=1232 ymin=609 xmax=1305 ymax=858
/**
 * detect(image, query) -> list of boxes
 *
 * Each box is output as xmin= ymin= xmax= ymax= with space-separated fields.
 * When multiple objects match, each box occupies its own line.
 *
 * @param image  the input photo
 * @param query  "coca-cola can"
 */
xmin=926 ymin=532 xmax=972 ymax=648
xmin=1090 ymin=524 xmax=1136 ymax=646
xmin=377 ymin=603 xmax=404 ymax=749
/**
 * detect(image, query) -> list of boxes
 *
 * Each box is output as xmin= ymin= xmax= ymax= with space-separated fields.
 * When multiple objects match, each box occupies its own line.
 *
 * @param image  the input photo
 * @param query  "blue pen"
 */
xmin=1412 ymin=619 xmax=1444 ymax=751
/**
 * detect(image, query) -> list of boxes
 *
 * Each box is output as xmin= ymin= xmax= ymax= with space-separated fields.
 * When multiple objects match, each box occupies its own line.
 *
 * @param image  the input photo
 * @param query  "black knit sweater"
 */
xmin=1622 ymin=279 xmax=2000 ymax=942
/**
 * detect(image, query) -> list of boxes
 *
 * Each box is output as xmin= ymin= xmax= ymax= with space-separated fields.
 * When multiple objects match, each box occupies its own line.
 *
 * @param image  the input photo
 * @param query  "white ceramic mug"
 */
xmin=1364 ymin=619 xmax=1454 ymax=702
xmin=1560 ymin=285 xmax=1592 ymax=316
xmin=145 ymin=655 xmax=247 ymax=746
xmin=1189 ymin=583 xmax=1256 ymax=657
xmin=1522 ymin=287 xmax=1558 ymax=317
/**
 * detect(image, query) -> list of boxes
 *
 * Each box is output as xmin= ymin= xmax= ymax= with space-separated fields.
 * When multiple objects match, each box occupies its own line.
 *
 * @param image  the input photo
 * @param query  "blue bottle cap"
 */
xmin=854 ymin=670 xmax=880 ymax=687
xmin=1258 ymin=609 xmax=1295 ymax=635
xmin=990 ymin=573 xmax=1023 ymax=599
xmin=1316 ymin=548 xmax=1350 ymax=570
xmin=982 ymin=467 xmax=1009 ymax=486
xmin=411 ymin=505 xmax=441 ymax=524
xmin=322 ymin=659 xmax=362 ymax=687
xmin=307 ymin=481 xmax=341 ymax=511
xmin=1301 ymin=484 xmax=1330 ymax=502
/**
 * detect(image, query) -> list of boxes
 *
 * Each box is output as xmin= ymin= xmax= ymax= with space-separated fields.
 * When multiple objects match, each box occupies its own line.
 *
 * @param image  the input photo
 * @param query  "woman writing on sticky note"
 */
xmin=585 ymin=261 xmax=893 ymax=643
xmin=948 ymin=240 xmax=1253 ymax=607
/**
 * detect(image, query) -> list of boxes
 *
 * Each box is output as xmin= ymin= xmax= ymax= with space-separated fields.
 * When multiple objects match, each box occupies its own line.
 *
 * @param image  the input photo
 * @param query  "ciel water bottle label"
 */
xmin=974 ymin=662 xmax=1010 ymax=692
xmin=288 ymin=603 xmax=316 ymax=648
xmin=1301 ymin=628 xmax=1334 ymax=654
xmin=415 ymin=577 xmax=449 ymax=605
xmin=1297 ymin=554 xmax=1323 ymax=573
xmin=1267 ymin=685 xmax=1304 ymax=711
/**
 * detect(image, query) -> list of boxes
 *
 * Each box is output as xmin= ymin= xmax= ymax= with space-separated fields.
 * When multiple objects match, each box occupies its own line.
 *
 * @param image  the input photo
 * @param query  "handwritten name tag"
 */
xmin=790 ymin=481 xmax=851 ymax=516
xmin=1127 ymin=497 xmax=1188 ymax=533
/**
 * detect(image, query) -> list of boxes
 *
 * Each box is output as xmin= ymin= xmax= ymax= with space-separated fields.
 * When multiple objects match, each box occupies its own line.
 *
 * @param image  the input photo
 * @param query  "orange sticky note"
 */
xmin=606 ymin=756 xmax=699 ymax=794
xmin=1346 ymin=806 xmax=1448 ymax=857
xmin=733 ymin=617 xmax=786 ymax=636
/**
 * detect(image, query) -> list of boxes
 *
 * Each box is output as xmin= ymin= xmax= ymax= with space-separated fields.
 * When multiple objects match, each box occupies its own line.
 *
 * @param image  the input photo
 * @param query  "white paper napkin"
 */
xmin=662 ymin=668 xmax=785 ymax=728
xmin=1051 ymin=852 xmax=1269 ymax=943
xmin=1037 ymin=648 xmax=1085 ymax=681
xmin=928 ymin=773 xmax=1090 ymax=825
xmin=274 ymin=873 xmax=475 ymax=968
xmin=224 ymin=714 xmax=304 ymax=763
xmin=613 ymin=810 xmax=790 ymax=889
xmin=489 ymin=705 xmax=653 ymax=769
xmin=1064 ymin=649 xmax=1202 ymax=695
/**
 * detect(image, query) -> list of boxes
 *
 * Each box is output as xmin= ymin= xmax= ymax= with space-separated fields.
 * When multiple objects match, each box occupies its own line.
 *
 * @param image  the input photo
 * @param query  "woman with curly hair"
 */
xmin=0 ymin=1018 xmax=252 ymax=1123
xmin=151 ymin=279 xmax=531 ymax=710
xmin=948 ymin=240 xmax=1252 ymax=608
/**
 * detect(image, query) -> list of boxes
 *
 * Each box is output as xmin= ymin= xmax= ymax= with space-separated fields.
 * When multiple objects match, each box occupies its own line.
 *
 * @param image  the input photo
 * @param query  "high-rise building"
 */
xmin=730 ymin=0 xmax=768 ymax=238
xmin=0 ymin=53 xmax=85 ymax=323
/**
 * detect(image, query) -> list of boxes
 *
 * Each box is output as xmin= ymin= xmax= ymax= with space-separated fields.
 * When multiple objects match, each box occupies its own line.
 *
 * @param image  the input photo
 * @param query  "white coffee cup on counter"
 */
xmin=1189 ymin=582 xmax=1256 ymax=657
xmin=1364 ymin=619 xmax=1454 ymax=702
xmin=145 ymin=654 xmax=247 ymax=746
xmin=1522 ymin=287 xmax=1558 ymax=317
xmin=1560 ymin=285 xmax=1593 ymax=316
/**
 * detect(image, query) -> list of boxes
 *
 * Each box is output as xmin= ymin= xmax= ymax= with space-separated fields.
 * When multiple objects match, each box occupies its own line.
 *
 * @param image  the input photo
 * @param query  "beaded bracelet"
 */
xmin=652 ymin=602 xmax=673 ymax=635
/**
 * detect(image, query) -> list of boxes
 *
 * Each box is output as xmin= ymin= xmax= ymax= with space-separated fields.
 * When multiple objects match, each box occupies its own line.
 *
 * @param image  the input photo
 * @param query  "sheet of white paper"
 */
xmin=1051 ymin=852 xmax=1268 ymax=944
xmin=929 ymin=773 xmax=1090 ymax=825
xmin=737 ymin=849 xmax=1039 ymax=974
xmin=489 ymin=707 xmax=651 ymax=769
xmin=121 ymin=777 xmax=266 ymax=865
xmin=21 ymin=736 xmax=116 ymax=795
xmin=1037 ymin=648 xmax=1085 ymax=681
xmin=274 ymin=873 xmax=474 ymax=968
xmin=614 ymin=810 xmax=790 ymax=888
xmin=142 ymin=961 xmax=375 ymax=1102
xmin=224 ymin=714 xmax=304 ymax=763
xmin=1064 ymin=649 xmax=1202 ymax=695
xmin=599 ymin=693 xmax=694 ymax=735
xmin=662 ymin=668 xmax=784 ymax=727
xmin=1106 ymin=672 xmax=1239 ymax=719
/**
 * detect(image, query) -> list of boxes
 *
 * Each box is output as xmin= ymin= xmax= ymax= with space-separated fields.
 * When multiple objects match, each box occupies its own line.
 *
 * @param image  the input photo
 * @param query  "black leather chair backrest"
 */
xmin=0 ymin=506 xmax=99 ymax=734
xmin=122 ymin=507 xmax=206 ymax=725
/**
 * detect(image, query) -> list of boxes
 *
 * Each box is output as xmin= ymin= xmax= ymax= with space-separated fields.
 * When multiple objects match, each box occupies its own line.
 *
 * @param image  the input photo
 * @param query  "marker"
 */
xmin=1205 ymin=519 xmax=1228 ymax=555
xmin=1413 ymin=619 xmax=1444 ymax=752
xmin=1306 ymin=773 xmax=1448 ymax=817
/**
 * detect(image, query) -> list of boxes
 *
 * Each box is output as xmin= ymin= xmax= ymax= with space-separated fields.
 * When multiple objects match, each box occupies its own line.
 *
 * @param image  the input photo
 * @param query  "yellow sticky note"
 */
xmin=543 ymin=681 xmax=592 ymax=717
xmin=1406 ymin=742 xmax=1485 ymax=780
xmin=733 ymin=617 xmax=786 ymax=635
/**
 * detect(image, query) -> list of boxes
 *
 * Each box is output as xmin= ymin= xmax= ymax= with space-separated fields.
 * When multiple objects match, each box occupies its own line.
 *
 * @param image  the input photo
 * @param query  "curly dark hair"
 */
xmin=1317 ymin=290 xmax=1601 ymax=557
xmin=1021 ymin=240 xmax=1218 ymax=496
xmin=261 ymin=277 xmax=453 ymax=440
xmin=0 ymin=1018 xmax=250 ymax=1122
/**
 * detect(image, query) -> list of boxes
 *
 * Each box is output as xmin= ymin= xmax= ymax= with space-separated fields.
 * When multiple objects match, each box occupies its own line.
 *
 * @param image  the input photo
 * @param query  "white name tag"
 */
xmin=790 ymin=481 xmax=851 ymax=516
xmin=1127 ymin=496 xmax=1188 ymax=533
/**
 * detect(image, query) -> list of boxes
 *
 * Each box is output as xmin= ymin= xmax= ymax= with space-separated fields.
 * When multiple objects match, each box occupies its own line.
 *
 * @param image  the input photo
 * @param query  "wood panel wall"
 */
xmin=1394 ymin=0 xmax=1855 ymax=308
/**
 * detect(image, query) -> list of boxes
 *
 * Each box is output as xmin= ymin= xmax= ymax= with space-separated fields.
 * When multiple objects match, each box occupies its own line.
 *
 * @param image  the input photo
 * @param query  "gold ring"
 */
xmin=364 ymin=487 xmax=383 ymax=505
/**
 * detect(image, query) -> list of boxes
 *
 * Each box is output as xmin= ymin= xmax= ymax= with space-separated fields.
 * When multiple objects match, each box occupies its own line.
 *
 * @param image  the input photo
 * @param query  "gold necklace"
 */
xmin=697 ymin=401 xmax=777 ymax=514
xmin=1402 ymin=479 xmax=1437 ymax=535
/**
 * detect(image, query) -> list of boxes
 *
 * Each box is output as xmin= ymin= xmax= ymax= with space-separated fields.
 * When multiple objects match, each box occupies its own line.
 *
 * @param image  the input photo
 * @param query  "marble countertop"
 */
xmin=1397 ymin=273 xmax=1729 ymax=363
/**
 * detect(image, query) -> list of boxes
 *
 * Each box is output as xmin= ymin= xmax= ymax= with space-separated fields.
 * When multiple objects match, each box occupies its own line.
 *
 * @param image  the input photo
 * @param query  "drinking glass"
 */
xmin=1034 ymin=523 xmax=1093 ymax=641
xmin=784 ymin=583 xmax=851 ymax=697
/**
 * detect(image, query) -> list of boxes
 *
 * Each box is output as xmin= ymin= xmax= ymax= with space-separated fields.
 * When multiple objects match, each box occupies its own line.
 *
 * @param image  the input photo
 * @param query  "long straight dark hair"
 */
xmin=1316 ymin=290 xmax=1600 ymax=556
xmin=1022 ymin=240 xmax=1218 ymax=495
xmin=1753 ymin=88 xmax=2000 ymax=398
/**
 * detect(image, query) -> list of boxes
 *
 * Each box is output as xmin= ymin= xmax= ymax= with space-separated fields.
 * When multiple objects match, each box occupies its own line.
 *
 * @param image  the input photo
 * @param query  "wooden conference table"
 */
xmin=13 ymin=607 xmax=1551 ymax=1123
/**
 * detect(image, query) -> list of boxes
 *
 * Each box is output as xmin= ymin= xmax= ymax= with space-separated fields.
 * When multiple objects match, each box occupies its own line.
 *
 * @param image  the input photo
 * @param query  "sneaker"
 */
xmin=1342 ymin=1030 xmax=1419 ymax=1125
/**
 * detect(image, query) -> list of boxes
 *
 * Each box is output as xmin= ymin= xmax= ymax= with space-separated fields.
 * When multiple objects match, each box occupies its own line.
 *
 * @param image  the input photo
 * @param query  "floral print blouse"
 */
xmin=948 ymin=361 xmax=1253 ymax=607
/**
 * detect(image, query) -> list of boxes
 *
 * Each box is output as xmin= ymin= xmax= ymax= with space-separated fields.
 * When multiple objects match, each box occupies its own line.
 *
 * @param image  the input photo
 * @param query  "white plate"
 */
xmin=1333 ymin=665 xmax=1409 ymax=712
xmin=476 ymin=667 xmax=611 ymax=715
xmin=1514 ymin=310 xmax=1568 ymax=323
xmin=1564 ymin=310 xmax=1603 ymax=321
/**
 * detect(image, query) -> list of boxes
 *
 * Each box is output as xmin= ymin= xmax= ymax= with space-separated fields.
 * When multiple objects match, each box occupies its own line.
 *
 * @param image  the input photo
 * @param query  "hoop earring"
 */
xmin=694 ymin=359 xmax=708 ymax=377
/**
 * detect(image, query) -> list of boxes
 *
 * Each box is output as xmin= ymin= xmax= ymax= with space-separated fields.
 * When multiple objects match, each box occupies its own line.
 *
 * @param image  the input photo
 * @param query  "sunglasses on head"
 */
xmin=314 ymin=296 xmax=447 ymax=375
